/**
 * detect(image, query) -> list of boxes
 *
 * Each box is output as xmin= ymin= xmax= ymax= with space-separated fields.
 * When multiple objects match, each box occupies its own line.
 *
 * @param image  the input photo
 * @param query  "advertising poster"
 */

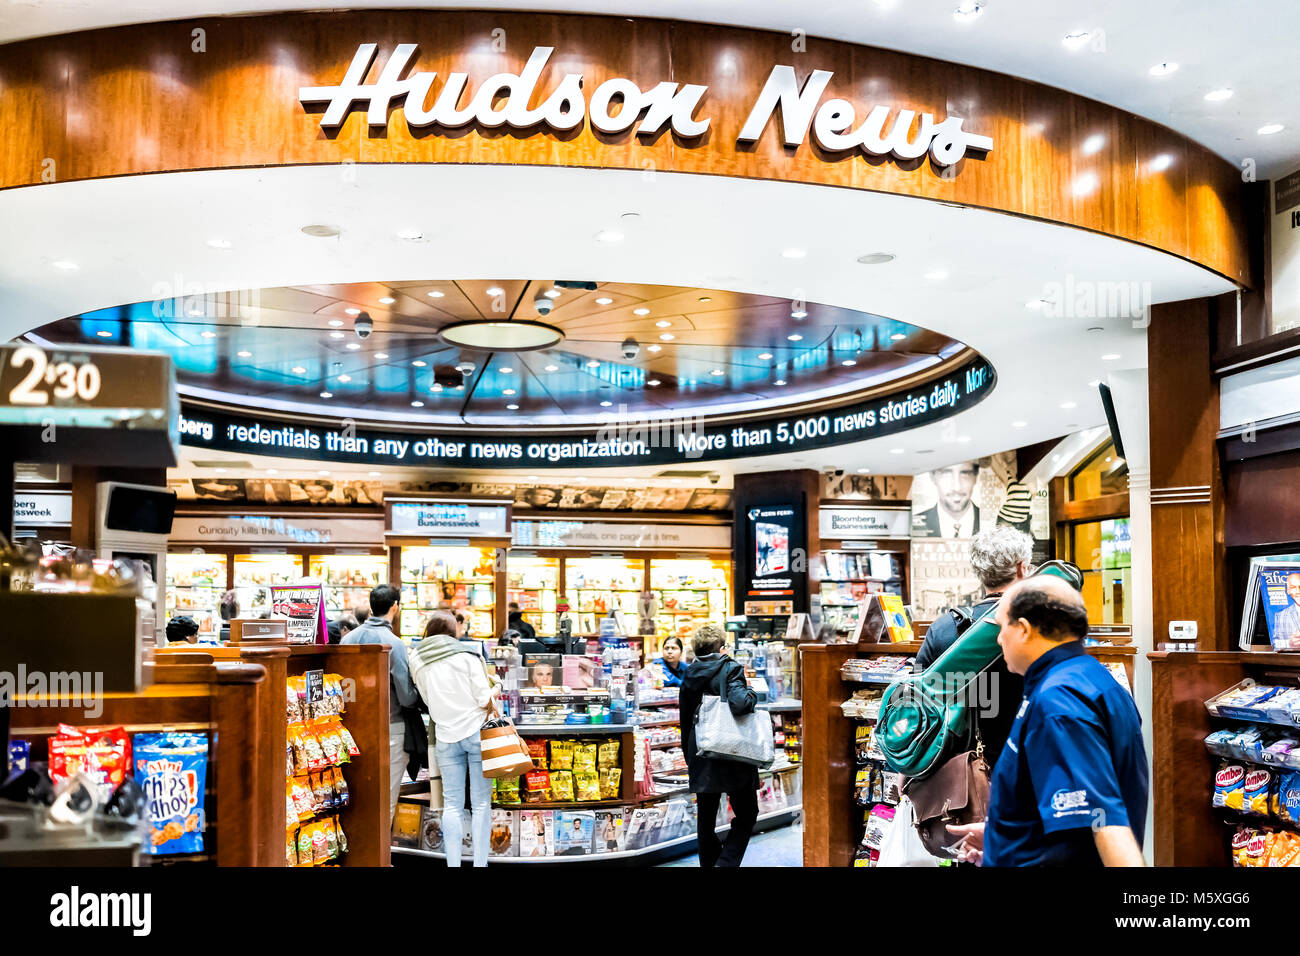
xmin=739 ymin=501 xmax=808 ymax=611
xmin=269 ymin=581 xmax=327 ymax=644
xmin=909 ymin=539 xmax=982 ymax=621
xmin=910 ymin=452 xmax=1019 ymax=539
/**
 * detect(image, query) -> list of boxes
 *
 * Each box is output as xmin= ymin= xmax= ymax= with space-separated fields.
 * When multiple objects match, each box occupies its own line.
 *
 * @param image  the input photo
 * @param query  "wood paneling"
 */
xmin=0 ymin=12 xmax=1250 ymax=283
xmin=1225 ymin=448 xmax=1300 ymax=547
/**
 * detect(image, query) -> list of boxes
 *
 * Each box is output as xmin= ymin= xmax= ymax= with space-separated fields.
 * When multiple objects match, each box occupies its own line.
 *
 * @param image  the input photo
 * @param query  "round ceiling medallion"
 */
xmin=438 ymin=319 xmax=565 ymax=352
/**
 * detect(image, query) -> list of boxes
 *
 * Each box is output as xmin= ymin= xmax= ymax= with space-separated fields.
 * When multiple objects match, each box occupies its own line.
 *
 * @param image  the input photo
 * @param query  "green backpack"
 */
xmin=878 ymin=561 xmax=1084 ymax=780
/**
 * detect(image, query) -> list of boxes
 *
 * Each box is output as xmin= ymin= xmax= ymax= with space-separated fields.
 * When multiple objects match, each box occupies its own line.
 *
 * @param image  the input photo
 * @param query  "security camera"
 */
xmin=707 ymin=473 xmax=720 ymax=486
xmin=622 ymin=337 xmax=640 ymax=360
xmin=535 ymin=296 xmax=554 ymax=316
xmin=354 ymin=311 xmax=373 ymax=338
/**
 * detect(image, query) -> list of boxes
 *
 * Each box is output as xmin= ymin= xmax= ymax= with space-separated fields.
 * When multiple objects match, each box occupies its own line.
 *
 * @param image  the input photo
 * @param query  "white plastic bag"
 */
xmin=876 ymin=797 xmax=940 ymax=867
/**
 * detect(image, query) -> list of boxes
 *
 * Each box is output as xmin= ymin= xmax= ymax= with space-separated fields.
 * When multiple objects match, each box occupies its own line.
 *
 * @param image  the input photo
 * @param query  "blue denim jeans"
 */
xmin=435 ymin=733 xmax=492 ymax=867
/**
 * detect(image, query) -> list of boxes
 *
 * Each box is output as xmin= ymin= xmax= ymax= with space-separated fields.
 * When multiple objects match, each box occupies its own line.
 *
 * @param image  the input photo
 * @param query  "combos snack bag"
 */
xmin=1243 ymin=768 xmax=1274 ymax=817
xmin=49 ymin=724 xmax=131 ymax=804
xmin=133 ymin=732 xmax=209 ymax=855
xmin=1213 ymin=762 xmax=1245 ymax=810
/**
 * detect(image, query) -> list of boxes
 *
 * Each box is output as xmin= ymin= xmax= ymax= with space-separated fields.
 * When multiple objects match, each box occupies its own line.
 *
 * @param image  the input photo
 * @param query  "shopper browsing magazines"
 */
xmin=679 ymin=622 xmax=760 ymax=867
xmin=410 ymin=610 xmax=497 ymax=867
xmin=948 ymin=577 xmax=1148 ymax=866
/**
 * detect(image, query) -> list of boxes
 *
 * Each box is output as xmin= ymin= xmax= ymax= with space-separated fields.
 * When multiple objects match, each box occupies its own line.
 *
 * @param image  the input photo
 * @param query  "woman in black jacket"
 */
xmin=678 ymin=622 xmax=760 ymax=867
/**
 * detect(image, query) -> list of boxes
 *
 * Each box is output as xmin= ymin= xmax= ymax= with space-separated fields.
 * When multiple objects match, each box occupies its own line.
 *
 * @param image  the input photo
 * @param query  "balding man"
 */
xmin=948 ymin=576 xmax=1148 ymax=866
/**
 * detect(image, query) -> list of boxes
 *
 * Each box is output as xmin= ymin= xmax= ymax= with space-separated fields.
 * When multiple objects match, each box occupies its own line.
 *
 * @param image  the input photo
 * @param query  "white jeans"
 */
xmin=389 ymin=722 xmax=408 ymax=822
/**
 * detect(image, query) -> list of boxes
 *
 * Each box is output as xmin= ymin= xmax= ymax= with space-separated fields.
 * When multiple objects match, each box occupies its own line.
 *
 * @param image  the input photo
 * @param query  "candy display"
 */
xmin=133 ymin=732 xmax=209 ymax=855
xmin=286 ymin=675 xmax=357 ymax=867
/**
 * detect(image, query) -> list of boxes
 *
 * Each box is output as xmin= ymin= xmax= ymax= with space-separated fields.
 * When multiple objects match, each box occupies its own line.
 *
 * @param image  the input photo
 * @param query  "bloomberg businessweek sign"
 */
xmin=178 ymin=357 xmax=994 ymax=470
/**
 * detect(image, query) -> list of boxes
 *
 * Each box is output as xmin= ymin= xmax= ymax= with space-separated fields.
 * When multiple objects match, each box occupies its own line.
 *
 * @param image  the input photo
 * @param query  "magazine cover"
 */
xmin=268 ymin=581 xmax=326 ymax=644
xmin=418 ymin=806 xmax=443 ymax=853
xmin=625 ymin=806 xmax=666 ymax=850
xmin=391 ymin=801 xmax=423 ymax=848
xmin=660 ymin=797 xmax=691 ymax=841
xmin=1257 ymin=565 xmax=1300 ymax=651
xmin=553 ymin=810 xmax=596 ymax=855
xmin=518 ymin=809 xmax=554 ymax=858
xmin=489 ymin=809 xmax=517 ymax=857
xmin=594 ymin=809 xmax=628 ymax=853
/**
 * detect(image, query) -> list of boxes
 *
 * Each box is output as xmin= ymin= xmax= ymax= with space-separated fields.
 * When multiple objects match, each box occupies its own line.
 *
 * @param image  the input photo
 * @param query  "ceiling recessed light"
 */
xmin=671 ymin=478 xmax=682 ymax=484
xmin=647 ymin=379 xmax=661 ymax=386
xmin=236 ymin=350 xmax=252 ymax=358
xmin=319 ymin=391 xmax=333 ymax=398
xmin=197 ymin=331 xmax=215 ymax=339
xmin=345 ymin=308 xmax=360 ymax=316
xmin=338 ymin=374 xmax=351 ymax=382
xmin=1011 ymin=421 xmax=1028 ymax=428
xmin=411 ymin=401 xmax=424 ymax=407
xmin=924 ymin=269 xmax=949 ymax=281
xmin=710 ymin=369 xmax=725 ymax=376
xmin=890 ymin=332 xmax=907 ymax=341
xmin=1259 ymin=124 xmax=1285 ymax=136
xmin=374 ymin=352 xmax=388 ymax=360
xmin=774 ymin=379 xmax=787 ymax=386
xmin=328 ymin=319 xmax=344 ymax=327
xmin=527 ymin=476 xmax=539 ymax=482
xmin=412 ymin=360 xmax=426 ymax=367
xmin=1062 ymin=30 xmax=1092 ymax=49
xmin=1060 ymin=401 xmax=1078 ymax=409
xmin=292 ymin=366 xmax=306 ymax=374
xmin=758 ymin=352 xmax=773 ymax=360
xmin=267 ymin=468 xmax=278 ymax=475
xmin=1149 ymin=154 xmax=1173 ymax=172
xmin=95 ymin=330 xmax=113 ymax=337
xmin=329 ymin=331 xmax=345 ymax=339
xmin=654 ymin=319 xmax=671 ymax=328
xmin=957 ymin=435 xmax=971 ymax=443
xmin=378 ymin=296 xmax=395 ymax=305
xmin=595 ymin=296 xmax=613 ymax=305
xmin=205 ymin=238 xmax=232 ymax=249
xmin=1204 ymin=88 xmax=1234 ymax=102
xmin=486 ymin=286 xmax=504 ymax=296
xmin=595 ymin=230 xmax=624 ymax=242
xmin=953 ymin=1 xmax=983 ymax=21
xmin=544 ymin=289 xmax=561 ymax=299
xmin=782 ymin=248 xmax=806 ymax=259
xmin=621 ymin=211 xmax=641 ymax=222
xmin=544 ymin=364 xmax=559 ymax=372
xmin=369 ymin=471 xmax=382 ymax=477
xmin=507 ymin=403 xmax=519 ymax=410
xmin=503 ymin=388 xmax=517 ymax=396
xmin=346 ymin=343 xmax=361 ymax=350
xmin=215 ymin=468 xmax=227 ymax=474
xmin=841 ymin=359 xmax=857 ymax=367
xmin=791 ymin=309 xmax=808 ymax=319
xmin=600 ymin=400 xmax=613 ymax=407
xmin=1149 ymin=62 xmax=1178 ymax=77
xmin=660 ymin=333 xmax=675 ymax=341
xmin=1081 ymin=133 xmax=1106 ymax=156
xmin=301 ymin=224 xmax=339 ymax=238
xmin=318 ymin=469 xmax=330 ymax=476
xmin=52 ymin=260 xmax=77 ymax=270
xmin=647 ymin=344 xmax=662 ymax=353
xmin=634 ymin=308 xmax=651 ymax=316
xmin=1072 ymin=171 xmax=1100 ymax=197
xmin=499 ymin=366 xmax=514 ymax=374
xmin=396 ymin=228 xmax=423 ymax=240
xmin=889 ymin=448 xmax=904 ymax=454
xmin=856 ymin=253 xmax=895 ymax=265
xmin=426 ymin=290 xmax=444 ymax=298
xmin=788 ymin=334 xmax=802 ymax=342
xmin=856 ymin=468 xmax=871 ymax=474
xmin=586 ymin=360 xmax=601 ymax=368
xmin=698 ymin=296 xmax=712 ymax=303
xmin=1101 ymin=353 xmax=1121 ymax=361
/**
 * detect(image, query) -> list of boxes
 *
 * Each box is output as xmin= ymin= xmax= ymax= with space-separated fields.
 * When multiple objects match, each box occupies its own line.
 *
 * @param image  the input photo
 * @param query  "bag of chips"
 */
xmin=549 ymin=739 xmax=574 ymax=770
xmin=524 ymin=769 xmax=552 ymax=802
xmin=1244 ymin=767 xmax=1273 ymax=817
xmin=338 ymin=721 xmax=360 ymax=759
xmin=331 ymin=766 xmax=350 ymax=808
xmin=287 ymin=830 xmax=298 ymax=867
xmin=550 ymin=770 xmax=575 ymax=801
xmin=133 ymin=731 xmax=209 ymax=855
xmin=1213 ymin=762 xmax=1245 ymax=810
xmin=599 ymin=767 xmax=621 ymax=799
xmin=598 ymin=740 xmax=620 ymax=770
xmin=527 ymin=739 xmax=549 ymax=768
xmin=495 ymin=776 xmax=522 ymax=804
xmin=573 ymin=743 xmax=598 ymax=773
xmin=49 ymin=724 xmax=132 ymax=805
xmin=575 ymin=770 xmax=601 ymax=802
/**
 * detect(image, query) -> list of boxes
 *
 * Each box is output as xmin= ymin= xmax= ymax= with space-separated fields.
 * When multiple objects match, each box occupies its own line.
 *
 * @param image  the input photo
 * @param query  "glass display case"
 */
xmin=563 ymin=557 xmax=645 ymax=638
xmin=165 ymin=552 xmax=226 ymax=638
xmin=649 ymin=558 xmax=730 ymax=654
xmin=307 ymin=554 xmax=388 ymax=619
xmin=505 ymin=555 xmax=559 ymax=637
xmin=233 ymin=553 xmax=303 ymax=619
xmin=398 ymin=545 xmax=497 ymax=639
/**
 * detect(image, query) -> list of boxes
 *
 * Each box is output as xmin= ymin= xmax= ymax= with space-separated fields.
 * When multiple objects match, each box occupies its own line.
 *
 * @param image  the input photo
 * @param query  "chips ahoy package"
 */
xmin=132 ymin=732 xmax=209 ymax=855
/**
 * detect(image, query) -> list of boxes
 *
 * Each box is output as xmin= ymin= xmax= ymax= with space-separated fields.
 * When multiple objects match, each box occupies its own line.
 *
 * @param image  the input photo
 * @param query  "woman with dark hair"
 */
xmin=658 ymin=635 xmax=688 ymax=687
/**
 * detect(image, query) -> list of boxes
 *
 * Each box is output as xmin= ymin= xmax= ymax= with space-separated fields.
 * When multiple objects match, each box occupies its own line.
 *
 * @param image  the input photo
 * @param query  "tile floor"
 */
xmin=655 ymin=820 xmax=803 ymax=867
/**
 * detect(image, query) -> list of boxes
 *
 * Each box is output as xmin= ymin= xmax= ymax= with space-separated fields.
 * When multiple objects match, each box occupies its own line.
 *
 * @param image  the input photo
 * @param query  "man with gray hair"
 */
xmin=914 ymin=524 xmax=1034 ymax=764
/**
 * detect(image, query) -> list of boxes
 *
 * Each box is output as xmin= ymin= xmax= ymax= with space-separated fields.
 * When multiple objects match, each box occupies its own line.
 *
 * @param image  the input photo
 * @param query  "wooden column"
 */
xmin=1147 ymin=299 xmax=1229 ymax=649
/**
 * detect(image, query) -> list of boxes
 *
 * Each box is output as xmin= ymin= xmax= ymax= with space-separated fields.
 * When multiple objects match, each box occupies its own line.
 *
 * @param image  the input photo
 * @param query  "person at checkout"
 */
xmin=657 ymin=636 xmax=689 ymax=687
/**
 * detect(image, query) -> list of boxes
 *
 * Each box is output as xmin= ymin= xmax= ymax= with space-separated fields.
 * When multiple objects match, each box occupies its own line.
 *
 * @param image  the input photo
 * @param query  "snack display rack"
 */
xmin=307 ymin=554 xmax=388 ymax=619
xmin=398 ymin=545 xmax=497 ymax=638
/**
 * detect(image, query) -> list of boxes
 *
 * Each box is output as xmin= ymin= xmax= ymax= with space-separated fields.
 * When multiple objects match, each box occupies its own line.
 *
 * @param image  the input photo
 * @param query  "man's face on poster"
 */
xmin=932 ymin=464 xmax=979 ymax=518
xmin=1288 ymin=573 xmax=1300 ymax=606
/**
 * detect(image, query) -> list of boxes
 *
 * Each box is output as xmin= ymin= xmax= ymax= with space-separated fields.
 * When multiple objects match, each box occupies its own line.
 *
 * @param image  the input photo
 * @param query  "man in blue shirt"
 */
xmin=948 ymin=576 xmax=1147 ymax=866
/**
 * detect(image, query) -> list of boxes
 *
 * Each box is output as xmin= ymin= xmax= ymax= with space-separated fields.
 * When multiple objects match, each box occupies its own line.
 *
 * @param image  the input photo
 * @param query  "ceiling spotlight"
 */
xmin=595 ymin=230 xmax=624 ymax=243
xmin=957 ymin=436 xmax=972 ymax=443
xmin=301 ymin=224 xmax=340 ymax=238
xmin=710 ymin=369 xmax=725 ymax=376
xmin=1072 ymin=171 xmax=1100 ymax=197
xmin=1081 ymin=133 xmax=1106 ymax=155
xmin=200 ymin=331 xmax=216 ymax=339
xmin=427 ymin=290 xmax=444 ymax=298
xmin=486 ymin=286 xmax=504 ymax=297
xmin=374 ymin=352 xmax=388 ymax=360
xmin=841 ymin=359 xmax=857 ymax=367
xmin=647 ymin=344 xmax=662 ymax=353
xmin=396 ymin=228 xmax=423 ymax=240
xmin=338 ymin=375 xmax=352 ymax=383
xmin=52 ymin=260 xmax=78 ymax=270
xmin=774 ymin=379 xmax=787 ymax=386
xmin=369 ymin=471 xmax=382 ymax=477
xmin=1149 ymin=61 xmax=1178 ymax=77
xmin=346 ymin=343 xmax=361 ymax=350
xmin=856 ymin=253 xmax=895 ymax=265
xmin=328 ymin=319 xmax=344 ymax=327
xmin=699 ymin=296 xmax=712 ymax=303
xmin=507 ymin=403 xmax=519 ymax=410
xmin=595 ymin=296 xmax=613 ymax=305
xmin=544 ymin=364 xmax=559 ymax=372
xmin=889 ymin=448 xmax=904 ymax=454
xmin=95 ymin=330 xmax=112 ymax=338
xmin=647 ymin=379 xmax=661 ymax=386
xmin=634 ymin=308 xmax=651 ymax=316
xmin=499 ymin=366 xmax=514 ymax=374
xmin=791 ymin=309 xmax=808 ymax=319
xmin=600 ymin=400 xmax=613 ymax=407
xmin=237 ymin=350 xmax=252 ymax=358
xmin=329 ymin=331 xmax=345 ymax=339
xmin=292 ymin=366 xmax=306 ymax=374
xmin=318 ymin=469 xmax=330 ymax=476
xmin=267 ymin=468 xmax=278 ymax=475
xmin=206 ymin=238 xmax=233 ymax=249
xmin=924 ymin=269 xmax=949 ymax=280
xmin=586 ymin=360 xmax=601 ymax=368
xmin=319 ymin=391 xmax=333 ymax=398
xmin=1011 ymin=420 xmax=1028 ymax=428
xmin=503 ymin=388 xmax=516 ymax=396
xmin=412 ymin=360 xmax=427 ymax=367
xmin=655 ymin=320 xmax=671 ymax=328
xmin=758 ymin=352 xmax=773 ymax=360
xmin=411 ymin=401 xmax=424 ymax=407
xmin=890 ymin=333 xmax=907 ymax=341
xmin=378 ymin=296 xmax=395 ymax=305
xmin=1060 ymin=401 xmax=1078 ymax=409
xmin=1062 ymin=30 xmax=1092 ymax=49
xmin=857 ymin=468 xmax=871 ymax=474
xmin=953 ymin=1 xmax=983 ymax=20
xmin=782 ymin=248 xmax=806 ymax=259
xmin=1101 ymin=353 xmax=1121 ymax=361
xmin=345 ymin=308 xmax=361 ymax=316
xmin=1259 ymin=124 xmax=1285 ymax=135
xmin=1204 ymin=88 xmax=1234 ymax=102
xmin=1149 ymin=153 xmax=1173 ymax=172
xmin=660 ymin=333 xmax=675 ymax=341
xmin=788 ymin=334 xmax=803 ymax=341
xmin=544 ymin=289 xmax=561 ymax=299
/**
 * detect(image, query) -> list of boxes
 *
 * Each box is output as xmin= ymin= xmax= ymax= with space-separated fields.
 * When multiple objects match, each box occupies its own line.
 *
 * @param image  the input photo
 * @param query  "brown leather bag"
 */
xmin=901 ymin=745 xmax=991 ymax=859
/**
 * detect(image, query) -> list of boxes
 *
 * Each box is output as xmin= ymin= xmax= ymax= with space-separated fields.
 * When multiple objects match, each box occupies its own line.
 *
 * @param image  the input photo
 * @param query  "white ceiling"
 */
xmin=0 ymin=162 xmax=1232 ymax=478
xmin=3 ymin=0 xmax=1298 ymax=177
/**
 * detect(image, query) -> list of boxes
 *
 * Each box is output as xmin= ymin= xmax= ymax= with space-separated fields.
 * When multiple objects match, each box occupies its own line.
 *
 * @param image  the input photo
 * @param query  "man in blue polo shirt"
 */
xmin=948 ymin=576 xmax=1147 ymax=866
